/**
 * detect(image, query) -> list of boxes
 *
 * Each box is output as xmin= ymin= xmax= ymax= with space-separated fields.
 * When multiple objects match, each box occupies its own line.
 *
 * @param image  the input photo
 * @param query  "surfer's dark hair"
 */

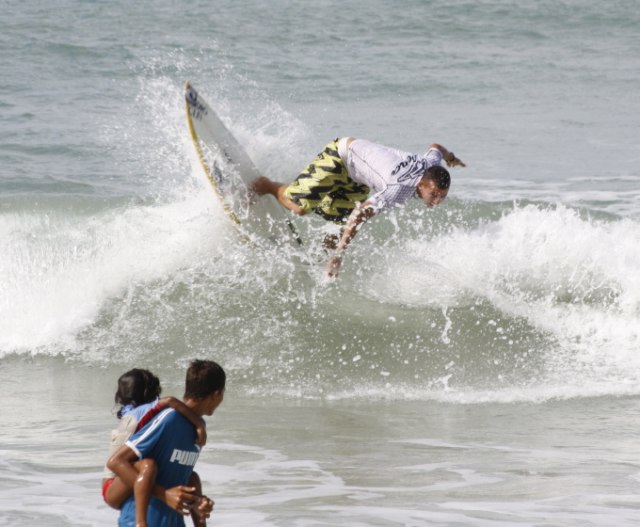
xmin=184 ymin=359 xmax=226 ymax=400
xmin=425 ymin=165 xmax=450 ymax=190
xmin=114 ymin=368 xmax=162 ymax=418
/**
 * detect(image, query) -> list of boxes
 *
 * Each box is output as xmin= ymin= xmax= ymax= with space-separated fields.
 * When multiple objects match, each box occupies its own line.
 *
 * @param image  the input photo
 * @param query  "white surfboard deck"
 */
xmin=184 ymin=82 xmax=302 ymax=247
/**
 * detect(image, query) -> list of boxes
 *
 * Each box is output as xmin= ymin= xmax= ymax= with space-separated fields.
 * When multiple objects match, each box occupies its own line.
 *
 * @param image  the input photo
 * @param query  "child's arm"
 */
xmin=158 ymin=397 xmax=207 ymax=447
xmin=107 ymin=446 xmax=197 ymax=515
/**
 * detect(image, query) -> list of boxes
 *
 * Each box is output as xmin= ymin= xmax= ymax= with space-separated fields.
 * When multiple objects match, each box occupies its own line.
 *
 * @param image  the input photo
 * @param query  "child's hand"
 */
xmin=196 ymin=495 xmax=214 ymax=515
xmin=196 ymin=423 xmax=207 ymax=447
xmin=163 ymin=485 xmax=197 ymax=516
xmin=191 ymin=495 xmax=214 ymax=526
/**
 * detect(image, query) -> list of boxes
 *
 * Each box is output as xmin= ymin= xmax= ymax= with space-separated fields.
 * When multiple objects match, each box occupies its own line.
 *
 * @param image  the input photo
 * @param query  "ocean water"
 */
xmin=1 ymin=0 xmax=639 ymax=525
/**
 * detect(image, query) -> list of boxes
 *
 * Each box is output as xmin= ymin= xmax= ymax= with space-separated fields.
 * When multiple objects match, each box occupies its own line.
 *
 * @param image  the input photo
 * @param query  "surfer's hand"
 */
xmin=327 ymin=254 xmax=342 ymax=278
xmin=445 ymin=152 xmax=466 ymax=168
xmin=163 ymin=486 xmax=198 ymax=516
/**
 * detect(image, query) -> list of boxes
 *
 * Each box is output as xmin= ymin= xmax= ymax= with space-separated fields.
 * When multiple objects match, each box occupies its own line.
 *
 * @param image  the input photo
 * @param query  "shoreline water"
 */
xmin=1 ymin=358 xmax=639 ymax=526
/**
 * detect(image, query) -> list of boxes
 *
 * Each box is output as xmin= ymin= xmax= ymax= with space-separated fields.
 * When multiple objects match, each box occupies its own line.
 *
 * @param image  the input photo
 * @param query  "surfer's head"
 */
xmin=417 ymin=166 xmax=450 ymax=207
xmin=114 ymin=368 xmax=162 ymax=417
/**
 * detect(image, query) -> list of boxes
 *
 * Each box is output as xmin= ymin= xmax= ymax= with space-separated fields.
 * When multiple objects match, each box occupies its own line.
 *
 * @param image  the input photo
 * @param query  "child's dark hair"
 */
xmin=115 ymin=368 xmax=162 ymax=418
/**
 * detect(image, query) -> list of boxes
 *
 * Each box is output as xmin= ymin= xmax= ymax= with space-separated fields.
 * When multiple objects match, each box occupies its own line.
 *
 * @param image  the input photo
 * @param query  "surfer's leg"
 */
xmin=313 ymin=170 xmax=370 ymax=223
xmin=249 ymin=175 xmax=280 ymax=197
xmin=250 ymin=176 xmax=306 ymax=215
xmin=282 ymin=139 xmax=350 ymax=219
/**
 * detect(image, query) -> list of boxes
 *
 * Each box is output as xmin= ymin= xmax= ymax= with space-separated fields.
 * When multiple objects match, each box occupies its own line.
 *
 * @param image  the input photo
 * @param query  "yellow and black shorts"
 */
xmin=284 ymin=139 xmax=370 ymax=223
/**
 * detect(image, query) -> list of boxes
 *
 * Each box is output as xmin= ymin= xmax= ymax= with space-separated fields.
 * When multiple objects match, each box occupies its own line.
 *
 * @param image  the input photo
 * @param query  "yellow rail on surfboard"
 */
xmin=184 ymin=81 xmax=302 ymax=247
xmin=184 ymin=81 xmax=242 ymax=227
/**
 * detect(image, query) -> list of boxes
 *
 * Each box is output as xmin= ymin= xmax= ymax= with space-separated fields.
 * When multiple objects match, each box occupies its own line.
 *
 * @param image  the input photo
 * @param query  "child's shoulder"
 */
xmin=120 ymin=399 xmax=158 ymax=422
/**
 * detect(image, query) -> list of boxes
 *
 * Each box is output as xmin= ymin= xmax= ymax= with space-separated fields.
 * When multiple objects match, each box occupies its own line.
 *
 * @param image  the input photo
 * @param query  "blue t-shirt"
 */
xmin=118 ymin=408 xmax=201 ymax=527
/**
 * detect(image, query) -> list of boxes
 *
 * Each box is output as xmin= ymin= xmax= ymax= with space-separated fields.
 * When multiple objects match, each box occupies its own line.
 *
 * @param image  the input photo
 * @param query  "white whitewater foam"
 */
xmin=0 ymin=192 xmax=227 ymax=354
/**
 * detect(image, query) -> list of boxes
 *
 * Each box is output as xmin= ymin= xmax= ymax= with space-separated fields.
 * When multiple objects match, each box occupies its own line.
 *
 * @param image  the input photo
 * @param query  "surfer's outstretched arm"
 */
xmin=327 ymin=201 xmax=377 ymax=278
xmin=430 ymin=144 xmax=466 ymax=168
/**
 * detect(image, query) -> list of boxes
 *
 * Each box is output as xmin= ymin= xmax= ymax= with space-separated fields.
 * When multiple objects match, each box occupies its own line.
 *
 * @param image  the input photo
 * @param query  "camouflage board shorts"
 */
xmin=284 ymin=139 xmax=370 ymax=223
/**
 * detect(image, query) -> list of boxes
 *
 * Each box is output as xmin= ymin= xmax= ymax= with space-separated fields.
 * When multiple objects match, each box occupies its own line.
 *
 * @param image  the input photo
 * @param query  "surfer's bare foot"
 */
xmin=248 ymin=176 xmax=272 ymax=197
xmin=247 ymin=176 xmax=271 ymax=205
xmin=248 ymin=177 xmax=305 ymax=215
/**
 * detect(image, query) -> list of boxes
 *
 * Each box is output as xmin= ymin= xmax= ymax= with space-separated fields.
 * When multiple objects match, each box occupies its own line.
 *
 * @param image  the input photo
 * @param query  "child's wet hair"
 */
xmin=114 ymin=369 xmax=162 ymax=418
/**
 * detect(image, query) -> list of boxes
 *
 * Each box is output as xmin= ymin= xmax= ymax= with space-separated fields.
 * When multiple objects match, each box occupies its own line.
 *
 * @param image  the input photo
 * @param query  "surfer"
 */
xmin=108 ymin=360 xmax=224 ymax=527
xmin=250 ymin=138 xmax=465 ymax=277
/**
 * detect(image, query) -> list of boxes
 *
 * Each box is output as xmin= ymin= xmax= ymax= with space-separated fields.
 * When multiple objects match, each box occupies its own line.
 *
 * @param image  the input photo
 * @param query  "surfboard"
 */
xmin=184 ymin=82 xmax=302 ymax=246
